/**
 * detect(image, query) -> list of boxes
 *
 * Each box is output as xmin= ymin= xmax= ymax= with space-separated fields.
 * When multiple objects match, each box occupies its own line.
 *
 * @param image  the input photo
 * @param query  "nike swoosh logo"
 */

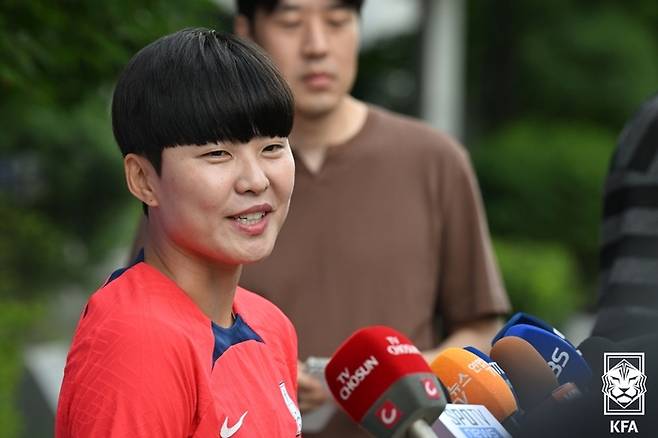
xmin=220 ymin=411 xmax=248 ymax=438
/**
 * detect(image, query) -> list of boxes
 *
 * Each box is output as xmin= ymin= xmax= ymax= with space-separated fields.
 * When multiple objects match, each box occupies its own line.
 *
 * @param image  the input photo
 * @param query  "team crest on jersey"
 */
xmin=602 ymin=352 xmax=647 ymax=415
xmin=279 ymin=382 xmax=302 ymax=436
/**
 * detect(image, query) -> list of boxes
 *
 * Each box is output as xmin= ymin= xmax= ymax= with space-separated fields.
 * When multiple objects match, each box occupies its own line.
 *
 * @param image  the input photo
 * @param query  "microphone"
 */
xmin=492 ymin=312 xmax=571 ymax=346
xmin=502 ymin=324 xmax=592 ymax=388
xmin=463 ymin=346 xmax=519 ymax=403
xmin=429 ymin=348 xmax=520 ymax=434
xmin=325 ymin=326 xmax=447 ymax=438
xmin=489 ymin=336 xmax=559 ymax=411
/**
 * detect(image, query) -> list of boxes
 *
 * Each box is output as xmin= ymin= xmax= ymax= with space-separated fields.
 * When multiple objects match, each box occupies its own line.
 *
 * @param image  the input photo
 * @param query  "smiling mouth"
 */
xmin=232 ymin=212 xmax=267 ymax=225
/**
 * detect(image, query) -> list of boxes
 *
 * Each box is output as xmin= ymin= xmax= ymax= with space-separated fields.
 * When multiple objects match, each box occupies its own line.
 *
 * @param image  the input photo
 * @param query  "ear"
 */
xmin=124 ymin=153 xmax=160 ymax=209
xmin=234 ymin=15 xmax=252 ymax=40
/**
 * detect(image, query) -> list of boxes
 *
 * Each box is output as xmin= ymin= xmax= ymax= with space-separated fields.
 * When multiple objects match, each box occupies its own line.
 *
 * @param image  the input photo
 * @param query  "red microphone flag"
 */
xmin=325 ymin=326 xmax=432 ymax=422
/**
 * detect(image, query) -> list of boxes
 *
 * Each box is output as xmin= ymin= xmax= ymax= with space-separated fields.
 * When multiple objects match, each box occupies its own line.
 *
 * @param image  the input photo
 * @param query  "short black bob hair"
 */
xmin=236 ymin=0 xmax=364 ymax=22
xmin=112 ymin=28 xmax=294 ymax=173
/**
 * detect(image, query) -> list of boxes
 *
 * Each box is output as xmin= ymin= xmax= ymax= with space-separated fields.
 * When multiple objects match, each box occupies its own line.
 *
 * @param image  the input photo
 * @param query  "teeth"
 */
xmin=234 ymin=212 xmax=265 ymax=225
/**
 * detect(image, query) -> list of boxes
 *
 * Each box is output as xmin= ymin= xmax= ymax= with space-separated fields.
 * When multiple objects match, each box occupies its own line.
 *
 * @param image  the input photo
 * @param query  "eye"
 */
xmin=203 ymin=150 xmax=231 ymax=159
xmin=263 ymin=143 xmax=285 ymax=153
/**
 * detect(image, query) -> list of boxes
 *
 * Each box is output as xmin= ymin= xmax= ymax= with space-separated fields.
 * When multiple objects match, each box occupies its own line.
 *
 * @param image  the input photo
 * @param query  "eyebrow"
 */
xmin=273 ymin=1 xmax=351 ymax=13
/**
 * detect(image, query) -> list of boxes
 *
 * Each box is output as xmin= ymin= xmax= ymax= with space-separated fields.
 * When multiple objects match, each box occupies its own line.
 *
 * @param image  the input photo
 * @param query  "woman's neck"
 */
xmin=144 ymin=227 xmax=240 ymax=328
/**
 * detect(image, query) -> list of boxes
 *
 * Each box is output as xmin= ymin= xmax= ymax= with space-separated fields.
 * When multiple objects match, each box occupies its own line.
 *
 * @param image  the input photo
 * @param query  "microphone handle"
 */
xmin=407 ymin=419 xmax=438 ymax=438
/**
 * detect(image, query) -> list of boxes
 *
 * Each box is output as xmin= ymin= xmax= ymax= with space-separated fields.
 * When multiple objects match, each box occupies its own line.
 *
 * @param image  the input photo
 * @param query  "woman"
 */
xmin=56 ymin=28 xmax=301 ymax=437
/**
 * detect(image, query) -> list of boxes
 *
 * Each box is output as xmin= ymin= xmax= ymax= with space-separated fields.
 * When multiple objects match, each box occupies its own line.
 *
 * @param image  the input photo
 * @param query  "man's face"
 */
xmin=245 ymin=0 xmax=360 ymax=118
xmin=152 ymin=137 xmax=295 ymax=265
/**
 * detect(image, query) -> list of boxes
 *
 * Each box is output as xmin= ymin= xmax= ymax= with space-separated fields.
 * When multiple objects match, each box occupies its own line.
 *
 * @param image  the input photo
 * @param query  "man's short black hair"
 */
xmin=112 ymin=28 xmax=294 ymax=173
xmin=236 ymin=0 xmax=364 ymax=22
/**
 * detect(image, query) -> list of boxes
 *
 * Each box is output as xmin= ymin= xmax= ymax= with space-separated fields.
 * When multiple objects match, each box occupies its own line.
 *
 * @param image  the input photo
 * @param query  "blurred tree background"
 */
xmin=1 ymin=0 xmax=657 ymax=435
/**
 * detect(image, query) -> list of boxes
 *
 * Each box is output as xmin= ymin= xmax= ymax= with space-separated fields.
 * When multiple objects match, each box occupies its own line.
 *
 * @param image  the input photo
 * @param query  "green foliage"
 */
xmin=0 ymin=1 xmax=227 ymax=107
xmin=493 ymin=239 xmax=583 ymax=326
xmin=467 ymin=0 xmax=658 ymax=132
xmin=519 ymin=6 xmax=658 ymax=126
xmin=0 ymin=200 xmax=68 ymax=299
xmin=473 ymin=119 xmax=615 ymax=282
xmin=0 ymin=0 xmax=227 ymax=297
xmin=0 ymin=300 xmax=45 ymax=438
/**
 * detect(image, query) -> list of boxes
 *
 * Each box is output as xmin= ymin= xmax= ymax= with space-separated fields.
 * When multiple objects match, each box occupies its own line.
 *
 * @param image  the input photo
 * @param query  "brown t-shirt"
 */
xmin=240 ymin=105 xmax=510 ymax=436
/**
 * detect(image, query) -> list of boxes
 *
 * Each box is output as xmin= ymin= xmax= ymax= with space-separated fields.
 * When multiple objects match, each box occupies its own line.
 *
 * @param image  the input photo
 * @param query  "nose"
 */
xmin=301 ymin=17 xmax=329 ymax=59
xmin=235 ymin=156 xmax=269 ymax=195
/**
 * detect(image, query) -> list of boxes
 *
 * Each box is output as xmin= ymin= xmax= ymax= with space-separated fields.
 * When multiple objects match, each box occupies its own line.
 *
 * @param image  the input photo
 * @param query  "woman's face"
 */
xmin=151 ymin=136 xmax=295 ymax=265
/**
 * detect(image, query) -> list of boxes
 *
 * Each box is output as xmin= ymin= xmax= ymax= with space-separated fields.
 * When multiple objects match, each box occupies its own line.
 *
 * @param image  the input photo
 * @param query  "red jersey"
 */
xmin=56 ymin=261 xmax=301 ymax=437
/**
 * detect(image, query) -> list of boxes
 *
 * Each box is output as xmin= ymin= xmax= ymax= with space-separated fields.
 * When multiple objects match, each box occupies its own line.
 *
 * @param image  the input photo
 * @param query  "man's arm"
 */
xmin=422 ymin=316 xmax=503 ymax=363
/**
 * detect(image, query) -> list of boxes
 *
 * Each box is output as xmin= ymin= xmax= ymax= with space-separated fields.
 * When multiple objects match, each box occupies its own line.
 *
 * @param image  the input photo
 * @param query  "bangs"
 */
xmin=156 ymin=31 xmax=294 ymax=146
xmin=112 ymin=29 xmax=294 ymax=171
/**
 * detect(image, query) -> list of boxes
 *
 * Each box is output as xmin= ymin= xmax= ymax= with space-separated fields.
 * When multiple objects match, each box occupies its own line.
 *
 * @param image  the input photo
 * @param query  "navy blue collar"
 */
xmin=211 ymin=315 xmax=264 ymax=366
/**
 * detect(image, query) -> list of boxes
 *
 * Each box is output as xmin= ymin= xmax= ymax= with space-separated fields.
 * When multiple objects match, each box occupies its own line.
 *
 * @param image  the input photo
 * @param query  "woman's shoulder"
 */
xmin=80 ymin=263 xmax=208 ymax=351
xmin=234 ymin=287 xmax=296 ymax=342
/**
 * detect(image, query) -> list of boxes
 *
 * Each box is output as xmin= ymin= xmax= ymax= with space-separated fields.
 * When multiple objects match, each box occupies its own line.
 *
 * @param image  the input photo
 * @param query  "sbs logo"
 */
xmin=547 ymin=347 xmax=570 ymax=378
